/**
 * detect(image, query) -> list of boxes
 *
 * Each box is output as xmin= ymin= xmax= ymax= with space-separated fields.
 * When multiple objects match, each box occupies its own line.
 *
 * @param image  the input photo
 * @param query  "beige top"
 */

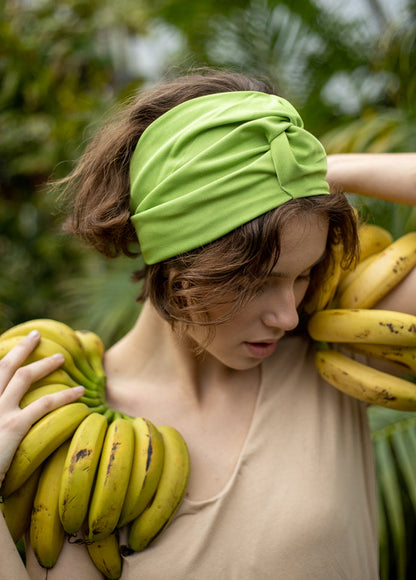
xmin=119 ymin=335 xmax=379 ymax=579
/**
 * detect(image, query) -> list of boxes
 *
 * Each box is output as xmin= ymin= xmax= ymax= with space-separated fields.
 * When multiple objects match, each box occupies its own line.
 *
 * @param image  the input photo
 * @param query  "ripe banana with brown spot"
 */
xmin=128 ymin=425 xmax=190 ymax=553
xmin=315 ymin=348 xmax=416 ymax=411
xmin=59 ymin=412 xmax=108 ymax=535
xmin=0 ymin=465 xmax=42 ymax=543
xmin=85 ymin=531 xmax=123 ymax=580
xmin=118 ymin=416 xmax=165 ymax=528
xmin=308 ymin=308 xmax=416 ymax=346
xmin=342 ymin=343 xmax=416 ymax=375
xmin=337 ymin=231 xmax=416 ymax=308
xmin=87 ymin=417 xmax=135 ymax=541
xmin=0 ymin=402 xmax=90 ymax=497
xmin=30 ymin=440 xmax=71 ymax=569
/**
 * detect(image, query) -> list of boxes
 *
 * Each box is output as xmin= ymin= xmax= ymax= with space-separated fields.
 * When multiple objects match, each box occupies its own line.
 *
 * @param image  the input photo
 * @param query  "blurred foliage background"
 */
xmin=1 ymin=0 xmax=416 ymax=577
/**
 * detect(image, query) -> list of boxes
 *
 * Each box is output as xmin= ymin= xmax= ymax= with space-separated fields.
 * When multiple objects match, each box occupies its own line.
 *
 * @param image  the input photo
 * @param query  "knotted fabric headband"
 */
xmin=129 ymin=90 xmax=329 ymax=264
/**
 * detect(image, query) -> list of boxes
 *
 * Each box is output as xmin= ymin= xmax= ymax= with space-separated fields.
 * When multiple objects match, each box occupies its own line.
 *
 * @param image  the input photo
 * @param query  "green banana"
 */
xmin=128 ymin=425 xmax=190 ymax=552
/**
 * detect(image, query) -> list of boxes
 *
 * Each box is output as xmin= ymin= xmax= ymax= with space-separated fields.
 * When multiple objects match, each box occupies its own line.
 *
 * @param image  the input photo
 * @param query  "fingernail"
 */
xmin=52 ymin=353 xmax=65 ymax=362
xmin=28 ymin=330 xmax=41 ymax=339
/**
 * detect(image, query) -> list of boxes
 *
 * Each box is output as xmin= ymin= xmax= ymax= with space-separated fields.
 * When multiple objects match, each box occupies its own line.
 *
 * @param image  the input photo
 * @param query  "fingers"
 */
xmin=0 ymin=332 xmax=67 ymax=403
xmin=15 ymin=385 xmax=86 ymax=436
xmin=0 ymin=330 xmax=42 ymax=390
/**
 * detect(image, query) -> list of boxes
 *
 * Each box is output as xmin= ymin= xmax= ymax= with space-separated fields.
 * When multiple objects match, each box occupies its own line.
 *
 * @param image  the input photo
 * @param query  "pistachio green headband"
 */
xmin=129 ymin=90 xmax=329 ymax=264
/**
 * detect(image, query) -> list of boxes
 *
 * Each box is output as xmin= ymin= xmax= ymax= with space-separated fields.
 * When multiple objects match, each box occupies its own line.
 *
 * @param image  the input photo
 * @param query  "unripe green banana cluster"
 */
xmin=305 ymin=225 xmax=416 ymax=410
xmin=0 ymin=320 xmax=190 ymax=580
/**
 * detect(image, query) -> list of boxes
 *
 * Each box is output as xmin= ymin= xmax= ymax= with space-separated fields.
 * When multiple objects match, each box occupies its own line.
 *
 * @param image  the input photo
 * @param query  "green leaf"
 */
xmin=374 ymin=436 xmax=407 ymax=580
xmin=390 ymin=427 xmax=416 ymax=513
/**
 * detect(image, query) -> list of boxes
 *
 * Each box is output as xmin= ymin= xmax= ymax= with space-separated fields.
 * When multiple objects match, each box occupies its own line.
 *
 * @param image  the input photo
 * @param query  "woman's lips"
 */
xmin=244 ymin=340 xmax=278 ymax=358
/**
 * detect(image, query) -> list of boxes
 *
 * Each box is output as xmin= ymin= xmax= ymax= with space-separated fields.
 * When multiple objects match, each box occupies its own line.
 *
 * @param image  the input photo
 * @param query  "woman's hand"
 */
xmin=0 ymin=330 xmax=85 ymax=487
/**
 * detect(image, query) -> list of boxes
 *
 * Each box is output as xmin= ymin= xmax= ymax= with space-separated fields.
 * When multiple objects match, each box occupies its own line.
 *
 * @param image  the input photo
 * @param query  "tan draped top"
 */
xmin=119 ymin=335 xmax=379 ymax=579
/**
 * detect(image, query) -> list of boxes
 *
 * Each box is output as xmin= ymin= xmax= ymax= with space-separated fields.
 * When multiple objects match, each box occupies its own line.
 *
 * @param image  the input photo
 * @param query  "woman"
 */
xmin=1 ymin=70 xmax=416 ymax=579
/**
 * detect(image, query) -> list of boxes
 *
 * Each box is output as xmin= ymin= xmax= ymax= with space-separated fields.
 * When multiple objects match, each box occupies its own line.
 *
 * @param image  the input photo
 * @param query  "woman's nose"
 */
xmin=261 ymin=287 xmax=300 ymax=331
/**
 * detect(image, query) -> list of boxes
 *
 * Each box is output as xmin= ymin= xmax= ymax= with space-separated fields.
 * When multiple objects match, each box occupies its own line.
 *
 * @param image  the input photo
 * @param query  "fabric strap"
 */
xmin=129 ymin=91 xmax=329 ymax=264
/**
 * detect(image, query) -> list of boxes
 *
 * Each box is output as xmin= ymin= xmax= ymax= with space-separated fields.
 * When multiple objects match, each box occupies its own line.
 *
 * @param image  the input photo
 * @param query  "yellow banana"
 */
xmin=30 ymin=440 xmax=70 ymax=569
xmin=128 ymin=425 xmax=190 ymax=553
xmin=307 ymin=308 xmax=416 ymax=346
xmin=0 ymin=465 xmax=42 ymax=543
xmin=342 ymin=343 xmax=416 ymax=375
xmin=303 ymin=242 xmax=344 ymax=314
xmin=87 ymin=417 xmax=134 ymax=541
xmin=0 ymin=319 xmax=99 ymax=384
xmin=20 ymin=383 xmax=71 ymax=408
xmin=335 ymin=253 xmax=380 ymax=298
xmin=0 ymin=402 xmax=90 ymax=497
xmin=85 ymin=531 xmax=123 ymax=580
xmin=337 ymin=224 xmax=392 ymax=287
xmin=356 ymin=223 xmax=393 ymax=262
xmin=59 ymin=412 xmax=108 ymax=535
xmin=0 ymin=335 xmax=99 ymax=392
xmin=118 ymin=417 xmax=165 ymax=528
xmin=337 ymin=231 xmax=416 ymax=308
xmin=29 ymin=367 xmax=80 ymax=390
xmin=315 ymin=348 xmax=416 ymax=411
xmin=75 ymin=329 xmax=106 ymax=385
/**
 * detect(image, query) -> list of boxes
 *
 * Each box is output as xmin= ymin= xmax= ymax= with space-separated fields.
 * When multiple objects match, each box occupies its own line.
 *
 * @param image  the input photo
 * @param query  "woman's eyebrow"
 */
xmin=270 ymin=249 xmax=328 ymax=279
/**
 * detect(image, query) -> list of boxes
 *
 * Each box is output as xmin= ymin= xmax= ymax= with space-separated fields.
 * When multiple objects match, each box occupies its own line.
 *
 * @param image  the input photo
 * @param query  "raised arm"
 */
xmin=326 ymin=153 xmax=416 ymax=205
xmin=326 ymin=153 xmax=416 ymax=316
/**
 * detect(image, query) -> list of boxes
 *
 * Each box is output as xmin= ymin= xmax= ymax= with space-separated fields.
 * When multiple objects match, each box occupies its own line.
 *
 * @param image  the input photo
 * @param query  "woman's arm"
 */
xmin=326 ymin=153 xmax=416 ymax=205
xmin=327 ymin=153 xmax=416 ymax=317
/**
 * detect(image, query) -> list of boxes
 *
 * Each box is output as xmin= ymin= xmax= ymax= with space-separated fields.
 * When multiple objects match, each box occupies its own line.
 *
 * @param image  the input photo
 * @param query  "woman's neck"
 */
xmin=104 ymin=301 xmax=248 ymax=406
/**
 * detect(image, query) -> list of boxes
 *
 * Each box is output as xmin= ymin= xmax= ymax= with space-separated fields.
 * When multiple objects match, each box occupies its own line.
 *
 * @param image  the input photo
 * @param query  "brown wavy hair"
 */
xmin=57 ymin=68 xmax=358 ymax=334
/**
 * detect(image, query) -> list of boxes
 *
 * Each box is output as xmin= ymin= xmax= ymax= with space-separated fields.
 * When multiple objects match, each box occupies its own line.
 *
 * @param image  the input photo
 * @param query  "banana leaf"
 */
xmin=368 ymin=406 xmax=416 ymax=579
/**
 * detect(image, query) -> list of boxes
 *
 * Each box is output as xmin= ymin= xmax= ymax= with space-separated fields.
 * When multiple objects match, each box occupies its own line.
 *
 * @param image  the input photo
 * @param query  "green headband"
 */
xmin=129 ymin=90 xmax=329 ymax=264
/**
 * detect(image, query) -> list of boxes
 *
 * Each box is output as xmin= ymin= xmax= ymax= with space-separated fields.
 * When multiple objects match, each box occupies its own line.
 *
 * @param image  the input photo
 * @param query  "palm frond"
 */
xmin=368 ymin=406 xmax=416 ymax=579
xmin=59 ymin=256 xmax=143 ymax=347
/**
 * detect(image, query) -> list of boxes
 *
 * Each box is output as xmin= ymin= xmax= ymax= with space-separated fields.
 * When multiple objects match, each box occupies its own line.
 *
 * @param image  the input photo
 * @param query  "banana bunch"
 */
xmin=303 ymin=223 xmax=393 ymax=314
xmin=0 ymin=319 xmax=190 ymax=579
xmin=306 ymin=224 xmax=416 ymax=411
